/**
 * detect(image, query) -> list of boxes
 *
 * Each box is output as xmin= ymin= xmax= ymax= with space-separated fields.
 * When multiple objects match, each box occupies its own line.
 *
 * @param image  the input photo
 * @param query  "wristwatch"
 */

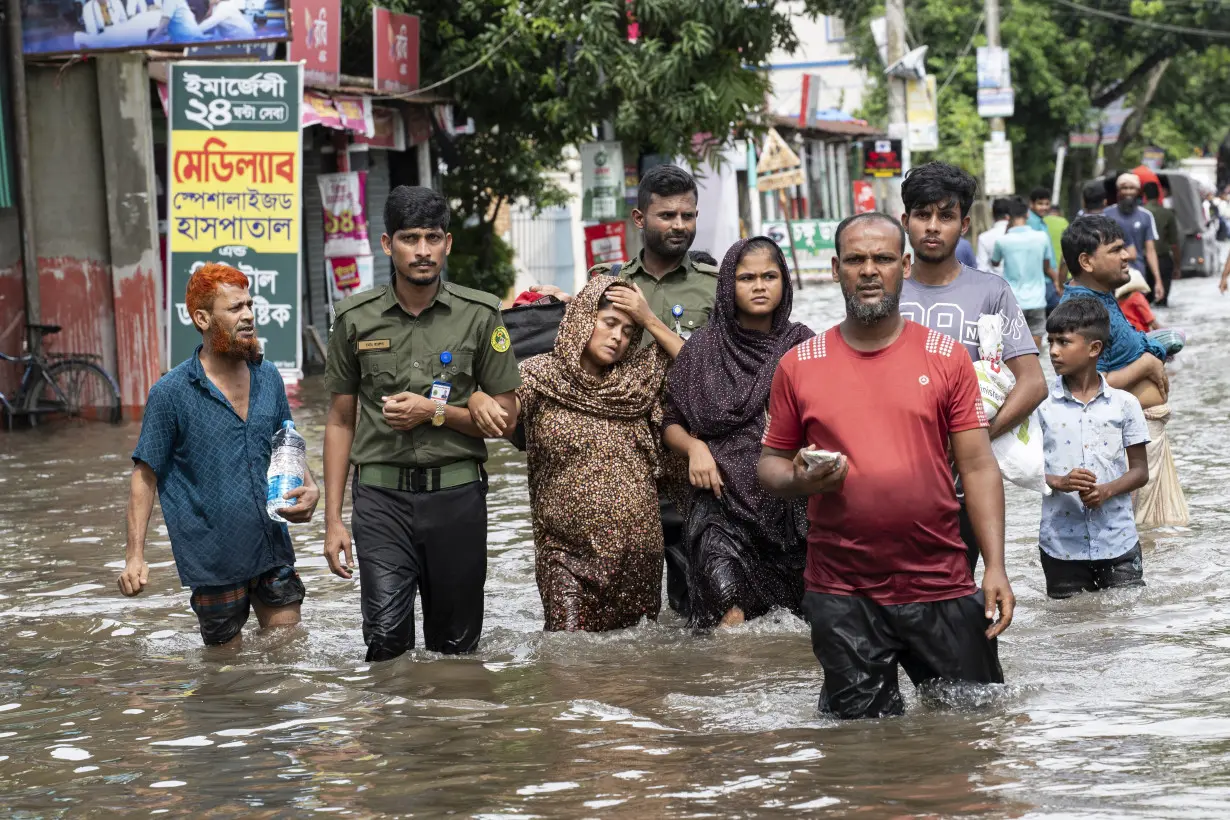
xmin=431 ymin=400 xmax=446 ymax=427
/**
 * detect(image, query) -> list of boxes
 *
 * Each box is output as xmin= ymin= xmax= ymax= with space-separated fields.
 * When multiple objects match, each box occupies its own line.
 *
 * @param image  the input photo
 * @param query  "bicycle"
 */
xmin=0 ymin=324 xmax=122 ymax=429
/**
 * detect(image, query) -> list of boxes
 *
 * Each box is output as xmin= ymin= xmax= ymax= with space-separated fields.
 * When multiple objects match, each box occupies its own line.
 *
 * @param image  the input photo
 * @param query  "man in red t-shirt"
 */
xmin=757 ymin=213 xmax=1015 ymax=720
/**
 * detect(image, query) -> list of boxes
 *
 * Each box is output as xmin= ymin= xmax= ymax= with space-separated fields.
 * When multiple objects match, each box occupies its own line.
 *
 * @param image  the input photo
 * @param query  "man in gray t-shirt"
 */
xmin=901 ymin=264 xmax=1038 ymax=363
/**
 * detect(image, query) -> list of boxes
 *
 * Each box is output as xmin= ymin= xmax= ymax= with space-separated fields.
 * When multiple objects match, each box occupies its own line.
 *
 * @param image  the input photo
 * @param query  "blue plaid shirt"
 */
xmin=133 ymin=347 xmax=295 ymax=588
xmin=1038 ymin=375 xmax=1149 ymax=561
xmin=1060 ymin=284 xmax=1168 ymax=372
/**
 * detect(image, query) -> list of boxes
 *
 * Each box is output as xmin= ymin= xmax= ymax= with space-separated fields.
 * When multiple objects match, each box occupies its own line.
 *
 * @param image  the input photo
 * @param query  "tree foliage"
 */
xmin=807 ymin=0 xmax=1230 ymax=202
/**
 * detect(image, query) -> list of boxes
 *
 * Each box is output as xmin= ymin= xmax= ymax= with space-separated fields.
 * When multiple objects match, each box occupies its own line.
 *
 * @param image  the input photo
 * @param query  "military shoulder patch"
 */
xmin=491 ymin=325 xmax=512 ymax=353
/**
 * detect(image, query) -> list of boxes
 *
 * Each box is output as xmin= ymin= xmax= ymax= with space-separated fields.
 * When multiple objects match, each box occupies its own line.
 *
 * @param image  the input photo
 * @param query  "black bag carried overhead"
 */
xmin=502 ymin=296 xmax=568 ymax=362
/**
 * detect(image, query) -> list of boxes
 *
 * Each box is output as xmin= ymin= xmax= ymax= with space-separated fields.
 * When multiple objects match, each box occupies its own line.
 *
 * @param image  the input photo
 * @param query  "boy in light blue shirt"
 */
xmin=993 ymin=196 xmax=1061 ymax=348
xmin=1038 ymin=297 xmax=1149 ymax=599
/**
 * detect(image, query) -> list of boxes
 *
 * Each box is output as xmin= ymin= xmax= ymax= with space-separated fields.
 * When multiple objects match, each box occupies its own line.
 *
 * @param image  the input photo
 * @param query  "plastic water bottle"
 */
xmin=266 ymin=420 xmax=306 ymax=523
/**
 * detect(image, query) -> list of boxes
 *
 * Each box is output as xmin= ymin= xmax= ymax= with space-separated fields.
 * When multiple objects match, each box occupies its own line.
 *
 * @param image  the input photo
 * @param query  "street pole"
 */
xmin=984 ymin=0 xmax=1005 ymax=143
xmin=885 ymin=0 xmax=909 ymax=219
xmin=4 ymin=0 xmax=40 ymax=354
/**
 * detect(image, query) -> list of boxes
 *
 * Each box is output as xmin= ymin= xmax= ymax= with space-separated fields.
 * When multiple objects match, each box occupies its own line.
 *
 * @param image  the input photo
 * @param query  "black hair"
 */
xmin=1061 ymin=214 xmax=1125 ymax=275
xmin=1082 ymin=183 xmax=1106 ymax=211
xmin=1029 ymin=186 xmax=1051 ymax=203
xmin=689 ymin=250 xmax=718 ymax=267
xmin=833 ymin=212 xmax=907 ymax=258
xmin=1143 ymin=181 xmax=1161 ymax=200
xmin=991 ymin=197 xmax=1013 ymax=221
xmin=1006 ymin=195 xmax=1030 ymax=220
xmin=384 ymin=185 xmax=449 ymax=234
xmin=597 ymin=292 xmax=615 ymax=311
xmin=637 ymin=164 xmax=698 ymax=213
xmin=1045 ymin=297 xmax=1110 ymax=349
xmin=740 ymin=237 xmax=781 ymax=260
xmin=901 ymin=161 xmax=978 ymax=218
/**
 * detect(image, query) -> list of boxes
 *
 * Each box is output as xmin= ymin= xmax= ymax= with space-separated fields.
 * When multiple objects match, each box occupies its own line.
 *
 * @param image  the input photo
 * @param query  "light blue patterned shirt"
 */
xmin=1038 ymin=375 xmax=1149 ymax=561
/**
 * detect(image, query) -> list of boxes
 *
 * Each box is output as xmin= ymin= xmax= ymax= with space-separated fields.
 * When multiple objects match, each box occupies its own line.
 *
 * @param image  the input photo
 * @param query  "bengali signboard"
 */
xmin=288 ymin=0 xmax=341 ymax=86
xmin=580 ymin=142 xmax=626 ymax=221
xmin=23 ymin=0 xmax=289 ymax=57
xmin=762 ymin=219 xmax=841 ymax=272
xmin=373 ymin=8 xmax=420 ymax=94
xmin=167 ymin=62 xmax=303 ymax=376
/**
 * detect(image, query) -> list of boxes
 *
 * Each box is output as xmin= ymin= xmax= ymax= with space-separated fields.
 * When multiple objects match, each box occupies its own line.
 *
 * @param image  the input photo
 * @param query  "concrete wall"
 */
xmin=0 ymin=209 xmax=22 ymax=396
xmin=26 ymin=62 xmax=117 ymax=384
xmin=0 ymin=58 xmax=163 ymax=413
xmin=96 ymin=54 xmax=163 ymax=410
xmin=767 ymin=4 xmax=866 ymax=117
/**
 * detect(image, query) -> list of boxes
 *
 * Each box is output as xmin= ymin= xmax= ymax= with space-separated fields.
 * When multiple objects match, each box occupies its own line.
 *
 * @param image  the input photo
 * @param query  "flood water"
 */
xmin=1 ymin=274 xmax=1228 ymax=817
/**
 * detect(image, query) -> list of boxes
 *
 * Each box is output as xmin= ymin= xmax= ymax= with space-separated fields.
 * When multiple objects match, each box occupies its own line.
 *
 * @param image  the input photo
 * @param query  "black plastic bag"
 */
xmin=502 ymin=297 xmax=567 ymax=362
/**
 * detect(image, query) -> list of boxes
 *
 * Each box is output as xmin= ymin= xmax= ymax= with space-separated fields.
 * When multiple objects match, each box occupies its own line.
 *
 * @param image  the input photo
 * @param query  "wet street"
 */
xmin=1 ymin=273 xmax=1228 ymax=817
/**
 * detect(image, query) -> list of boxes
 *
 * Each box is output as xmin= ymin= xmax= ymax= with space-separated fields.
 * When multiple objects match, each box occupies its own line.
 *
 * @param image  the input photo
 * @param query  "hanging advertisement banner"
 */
xmin=976 ymin=46 xmax=1015 ymax=118
xmin=288 ymin=0 xmax=341 ymax=87
xmin=583 ymin=222 xmax=627 ymax=270
xmin=23 ymin=0 xmax=289 ymax=57
xmin=984 ymin=141 xmax=1016 ymax=196
xmin=328 ymin=256 xmax=375 ymax=303
xmin=906 ymin=74 xmax=939 ymax=152
xmin=852 ymin=180 xmax=876 ymax=214
xmin=373 ymin=8 xmax=420 ymax=94
xmin=580 ymin=142 xmax=626 ymax=221
xmin=318 ymin=172 xmax=370 ymax=257
xmin=167 ymin=62 xmax=303 ymax=377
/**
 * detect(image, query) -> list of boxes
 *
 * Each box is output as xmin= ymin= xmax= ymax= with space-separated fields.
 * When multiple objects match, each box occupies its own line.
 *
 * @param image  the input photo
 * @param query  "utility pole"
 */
xmin=884 ymin=0 xmax=909 ymax=219
xmin=984 ymin=0 xmax=1005 ymax=143
xmin=4 ymin=0 xmax=41 ymax=354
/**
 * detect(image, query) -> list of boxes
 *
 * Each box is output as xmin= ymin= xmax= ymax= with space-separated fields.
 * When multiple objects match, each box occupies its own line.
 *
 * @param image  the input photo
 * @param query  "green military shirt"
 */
xmin=589 ymin=251 xmax=719 ymax=344
xmin=325 ymin=281 xmax=522 ymax=469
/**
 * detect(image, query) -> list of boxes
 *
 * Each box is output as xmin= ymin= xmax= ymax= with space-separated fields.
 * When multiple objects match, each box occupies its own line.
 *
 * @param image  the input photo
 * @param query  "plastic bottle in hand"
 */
xmin=266 ymin=420 xmax=306 ymax=522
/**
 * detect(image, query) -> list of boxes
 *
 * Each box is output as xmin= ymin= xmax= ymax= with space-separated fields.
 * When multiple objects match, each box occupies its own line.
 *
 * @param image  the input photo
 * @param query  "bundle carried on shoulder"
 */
xmin=974 ymin=314 xmax=1050 ymax=496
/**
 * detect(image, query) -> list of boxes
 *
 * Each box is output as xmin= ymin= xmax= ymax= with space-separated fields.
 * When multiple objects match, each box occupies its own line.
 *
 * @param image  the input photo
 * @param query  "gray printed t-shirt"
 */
xmin=900 ymin=265 xmax=1039 ymax=363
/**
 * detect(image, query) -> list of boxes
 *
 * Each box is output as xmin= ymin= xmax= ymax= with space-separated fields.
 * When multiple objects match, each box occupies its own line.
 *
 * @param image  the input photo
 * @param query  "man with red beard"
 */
xmin=119 ymin=263 xmax=320 ymax=647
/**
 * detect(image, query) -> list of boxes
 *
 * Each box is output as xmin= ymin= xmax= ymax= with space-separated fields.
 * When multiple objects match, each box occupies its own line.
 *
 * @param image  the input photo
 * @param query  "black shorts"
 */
xmin=801 ymin=590 xmax=1003 ymax=720
xmin=1039 ymin=543 xmax=1145 ymax=599
xmin=189 ymin=565 xmax=305 ymax=646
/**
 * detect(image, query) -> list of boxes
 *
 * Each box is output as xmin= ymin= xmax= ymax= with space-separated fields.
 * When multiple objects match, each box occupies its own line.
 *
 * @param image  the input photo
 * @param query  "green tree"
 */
xmin=807 ymin=0 xmax=1230 ymax=201
xmin=341 ymin=0 xmax=812 ymax=295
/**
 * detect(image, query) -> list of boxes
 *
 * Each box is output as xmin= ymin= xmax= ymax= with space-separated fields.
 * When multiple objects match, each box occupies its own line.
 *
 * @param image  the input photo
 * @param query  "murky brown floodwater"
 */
xmin=1 ymin=274 xmax=1228 ymax=817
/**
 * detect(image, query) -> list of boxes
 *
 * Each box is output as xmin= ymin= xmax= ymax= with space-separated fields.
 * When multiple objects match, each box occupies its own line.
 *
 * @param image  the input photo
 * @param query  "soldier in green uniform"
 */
xmin=532 ymin=164 xmax=719 ymax=615
xmin=322 ymin=186 xmax=521 ymax=661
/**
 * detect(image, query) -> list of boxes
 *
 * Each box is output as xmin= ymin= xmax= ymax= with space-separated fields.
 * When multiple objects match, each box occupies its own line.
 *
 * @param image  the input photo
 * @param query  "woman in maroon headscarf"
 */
xmin=663 ymin=237 xmax=814 ymax=629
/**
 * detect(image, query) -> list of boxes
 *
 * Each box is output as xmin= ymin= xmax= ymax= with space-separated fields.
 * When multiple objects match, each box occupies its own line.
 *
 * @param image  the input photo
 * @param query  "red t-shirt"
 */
xmin=1118 ymin=292 xmax=1155 ymax=333
xmin=762 ymin=321 xmax=988 ymax=605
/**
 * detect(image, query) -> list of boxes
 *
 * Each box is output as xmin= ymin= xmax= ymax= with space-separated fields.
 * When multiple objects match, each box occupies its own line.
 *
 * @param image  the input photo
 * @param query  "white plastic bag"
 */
xmin=973 ymin=314 xmax=1050 ymax=496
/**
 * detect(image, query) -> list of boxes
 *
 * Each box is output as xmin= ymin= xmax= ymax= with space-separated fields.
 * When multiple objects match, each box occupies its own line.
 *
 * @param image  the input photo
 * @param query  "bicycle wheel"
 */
xmin=24 ymin=359 xmax=122 ymax=425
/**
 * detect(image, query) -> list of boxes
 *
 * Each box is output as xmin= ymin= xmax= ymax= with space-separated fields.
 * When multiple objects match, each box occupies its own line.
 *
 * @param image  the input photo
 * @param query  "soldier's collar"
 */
xmin=378 ymin=279 xmax=453 ymax=314
xmin=624 ymin=251 xmax=692 ymax=279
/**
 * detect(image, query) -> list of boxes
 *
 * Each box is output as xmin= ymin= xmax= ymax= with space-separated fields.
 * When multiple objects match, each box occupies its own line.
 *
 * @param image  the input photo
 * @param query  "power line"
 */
xmin=368 ymin=11 xmax=529 ymax=102
xmin=937 ymin=12 xmax=985 ymax=98
xmin=1044 ymin=0 xmax=1230 ymax=39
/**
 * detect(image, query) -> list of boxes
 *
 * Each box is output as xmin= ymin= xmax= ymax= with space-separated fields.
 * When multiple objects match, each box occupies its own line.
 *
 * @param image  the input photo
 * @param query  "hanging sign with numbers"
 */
xmin=167 ymin=62 xmax=304 ymax=377
xmin=319 ymin=172 xmax=370 ymax=257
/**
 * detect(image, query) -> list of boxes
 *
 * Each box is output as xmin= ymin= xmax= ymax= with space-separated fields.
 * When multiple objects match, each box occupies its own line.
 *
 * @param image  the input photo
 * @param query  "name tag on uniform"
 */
xmin=430 ymin=380 xmax=452 ymax=402
xmin=358 ymin=339 xmax=391 ymax=352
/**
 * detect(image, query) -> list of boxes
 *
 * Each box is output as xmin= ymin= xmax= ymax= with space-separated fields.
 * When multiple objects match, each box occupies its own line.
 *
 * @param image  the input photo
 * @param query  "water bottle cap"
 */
xmin=671 ymin=304 xmax=684 ymax=318
xmin=283 ymin=420 xmax=295 ymax=429
xmin=440 ymin=351 xmax=453 ymax=365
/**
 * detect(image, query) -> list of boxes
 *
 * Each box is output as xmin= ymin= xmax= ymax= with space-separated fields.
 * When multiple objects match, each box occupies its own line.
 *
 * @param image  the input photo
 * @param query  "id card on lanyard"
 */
xmin=431 ymin=350 xmax=453 ymax=402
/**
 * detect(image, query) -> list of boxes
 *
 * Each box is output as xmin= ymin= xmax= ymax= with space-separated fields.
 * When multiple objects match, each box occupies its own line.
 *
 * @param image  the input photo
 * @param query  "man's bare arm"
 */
xmin=118 ymin=463 xmax=158 ymax=596
xmin=989 ymin=354 xmax=1047 ymax=440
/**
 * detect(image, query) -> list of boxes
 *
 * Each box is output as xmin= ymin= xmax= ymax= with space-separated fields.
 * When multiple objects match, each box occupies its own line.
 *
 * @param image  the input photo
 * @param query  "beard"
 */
xmin=841 ymin=280 xmax=901 ymax=325
xmin=912 ymin=240 xmax=954 ymax=265
xmin=208 ymin=322 xmax=261 ymax=362
xmin=1118 ymin=196 xmax=1138 ymax=213
xmin=643 ymin=224 xmax=695 ymax=259
xmin=399 ymin=265 xmax=441 ymax=287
